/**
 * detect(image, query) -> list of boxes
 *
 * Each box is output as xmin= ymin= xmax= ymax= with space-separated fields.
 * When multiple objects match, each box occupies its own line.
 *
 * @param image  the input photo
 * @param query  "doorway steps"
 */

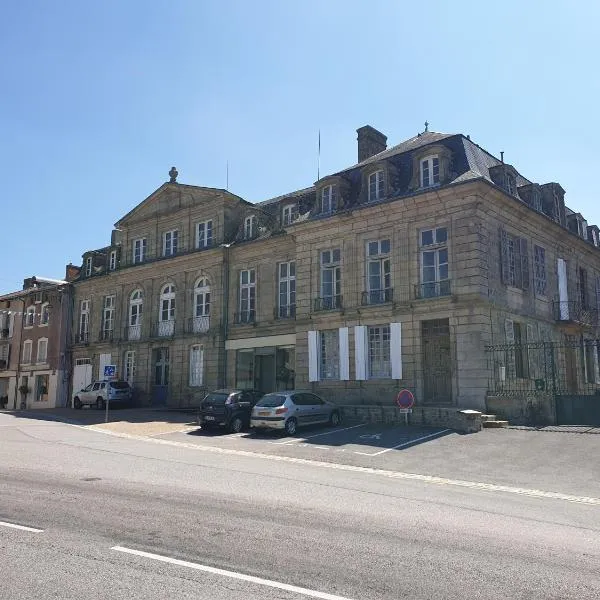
xmin=481 ymin=414 xmax=509 ymax=428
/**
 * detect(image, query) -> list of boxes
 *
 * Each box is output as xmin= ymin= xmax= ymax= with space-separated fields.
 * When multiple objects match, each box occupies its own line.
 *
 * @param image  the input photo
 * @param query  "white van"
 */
xmin=72 ymin=380 xmax=132 ymax=409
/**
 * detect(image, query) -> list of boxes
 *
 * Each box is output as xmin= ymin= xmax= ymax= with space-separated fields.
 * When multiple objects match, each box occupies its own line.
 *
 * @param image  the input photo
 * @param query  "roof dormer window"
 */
xmin=506 ymin=173 xmax=516 ymax=196
xmin=85 ymin=257 xmax=92 ymax=277
xmin=320 ymin=185 xmax=337 ymax=214
xmin=368 ymin=170 xmax=385 ymax=203
xmin=421 ymin=156 xmax=440 ymax=188
xmin=244 ymin=215 xmax=257 ymax=239
xmin=283 ymin=203 xmax=298 ymax=225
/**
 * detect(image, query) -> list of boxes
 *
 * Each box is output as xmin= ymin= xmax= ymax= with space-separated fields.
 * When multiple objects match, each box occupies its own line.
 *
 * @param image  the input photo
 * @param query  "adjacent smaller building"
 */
xmin=0 ymin=276 xmax=72 ymax=409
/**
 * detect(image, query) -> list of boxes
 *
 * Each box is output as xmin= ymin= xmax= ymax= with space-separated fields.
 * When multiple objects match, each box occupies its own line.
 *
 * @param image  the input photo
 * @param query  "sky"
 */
xmin=1 ymin=0 xmax=599 ymax=294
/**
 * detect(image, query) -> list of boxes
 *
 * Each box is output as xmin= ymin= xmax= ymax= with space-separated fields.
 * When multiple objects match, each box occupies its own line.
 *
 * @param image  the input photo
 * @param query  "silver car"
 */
xmin=250 ymin=390 xmax=341 ymax=435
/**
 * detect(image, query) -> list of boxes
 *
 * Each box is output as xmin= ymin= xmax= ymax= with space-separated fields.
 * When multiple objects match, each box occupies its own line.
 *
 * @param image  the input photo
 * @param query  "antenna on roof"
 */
xmin=500 ymin=151 xmax=504 ymax=163
xmin=317 ymin=129 xmax=321 ymax=181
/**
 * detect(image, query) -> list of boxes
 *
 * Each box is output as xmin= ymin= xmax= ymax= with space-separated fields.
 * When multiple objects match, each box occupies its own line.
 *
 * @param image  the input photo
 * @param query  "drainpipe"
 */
xmin=14 ymin=297 xmax=26 ymax=410
xmin=221 ymin=243 xmax=231 ymax=388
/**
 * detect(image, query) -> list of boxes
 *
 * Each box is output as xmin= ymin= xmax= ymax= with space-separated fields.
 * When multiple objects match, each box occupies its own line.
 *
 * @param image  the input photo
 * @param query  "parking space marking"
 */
xmin=276 ymin=423 xmax=366 ymax=445
xmin=354 ymin=429 xmax=452 ymax=456
xmin=0 ymin=520 xmax=44 ymax=533
xmin=112 ymin=546 xmax=356 ymax=600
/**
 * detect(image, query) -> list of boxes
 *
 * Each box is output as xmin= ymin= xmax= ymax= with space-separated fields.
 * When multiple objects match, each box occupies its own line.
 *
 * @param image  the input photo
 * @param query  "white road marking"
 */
xmin=0 ymin=520 xmax=44 ymax=533
xmin=111 ymin=546 xmax=356 ymax=600
xmin=276 ymin=423 xmax=366 ymax=444
xmin=312 ymin=445 xmax=331 ymax=450
xmin=354 ymin=429 xmax=453 ymax=456
xmin=82 ymin=425 xmax=600 ymax=505
xmin=359 ymin=433 xmax=382 ymax=440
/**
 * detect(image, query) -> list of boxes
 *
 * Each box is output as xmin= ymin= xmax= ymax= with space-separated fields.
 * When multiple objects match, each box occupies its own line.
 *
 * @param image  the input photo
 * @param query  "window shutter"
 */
xmin=354 ymin=326 xmax=367 ymax=380
xmin=308 ymin=330 xmax=319 ymax=382
xmin=504 ymin=319 xmax=516 ymax=380
xmin=499 ymin=227 xmax=509 ymax=284
xmin=390 ymin=322 xmax=403 ymax=380
xmin=338 ymin=327 xmax=349 ymax=381
xmin=557 ymin=258 xmax=569 ymax=319
xmin=526 ymin=323 xmax=536 ymax=378
xmin=520 ymin=239 xmax=530 ymax=290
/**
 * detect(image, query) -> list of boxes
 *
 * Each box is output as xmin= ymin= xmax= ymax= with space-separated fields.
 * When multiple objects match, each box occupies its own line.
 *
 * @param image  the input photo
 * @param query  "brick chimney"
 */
xmin=357 ymin=125 xmax=387 ymax=162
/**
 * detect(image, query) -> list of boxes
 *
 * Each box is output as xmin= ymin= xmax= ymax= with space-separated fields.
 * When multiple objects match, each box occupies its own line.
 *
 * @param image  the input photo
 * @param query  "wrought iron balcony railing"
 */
xmin=234 ymin=310 xmax=256 ymax=325
xmin=74 ymin=331 xmax=89 ymax=344
xmin=313 ymin=296 xmax=343 ymax=312
xmin=188 ymin=316 xmax=210 ymax=334
xmin=414 ymin=280 xmax=451 ymax=299
xmin=553 ymin=300 xmax=598 ymax=328
xmin=126 ymin=324 xmax=142 ymax=341
xmin=275 ymin=305 xmax=296 ymax=319
xmin=361 ymin=288 xmax=393 ymax=306
xmin=153 ymin=320 xmax=175 ymax=337
xmin=99 ymin=329 xmax=114 ymax=342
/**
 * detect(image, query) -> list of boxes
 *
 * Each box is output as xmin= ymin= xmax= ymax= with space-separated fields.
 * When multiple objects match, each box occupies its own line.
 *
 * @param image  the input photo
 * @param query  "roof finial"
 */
xmin=424 ymin=120 xmax=429 ymax=132
xmin=169 ymin=166 xmax=178 ymax=183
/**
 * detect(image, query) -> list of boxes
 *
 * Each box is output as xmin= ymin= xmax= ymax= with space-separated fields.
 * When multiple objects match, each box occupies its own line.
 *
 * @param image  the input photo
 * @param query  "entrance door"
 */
xmin=73 ymin=359 xmax=93 ymax=396
xmin=254 ymin=351 xmax=275 ymax=393
xmin=152 ymin=348 xmax=169 ymax=406
xmin=421 ymin=319 xmax=452 ymax=404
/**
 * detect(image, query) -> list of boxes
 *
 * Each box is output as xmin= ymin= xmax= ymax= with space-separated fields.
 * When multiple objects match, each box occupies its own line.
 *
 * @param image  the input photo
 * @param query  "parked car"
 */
xmin=72 ymin=380 xmax=132 ymax=410
xmin=250 ymin=391 xmax=341 ymax=435
xmin=197 ymin=389 xmax=264 ymax=433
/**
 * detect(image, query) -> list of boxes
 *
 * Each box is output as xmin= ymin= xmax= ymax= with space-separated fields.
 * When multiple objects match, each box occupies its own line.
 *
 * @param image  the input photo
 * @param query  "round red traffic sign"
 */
xmin=395 ymin=389 xmax=415 ymax=409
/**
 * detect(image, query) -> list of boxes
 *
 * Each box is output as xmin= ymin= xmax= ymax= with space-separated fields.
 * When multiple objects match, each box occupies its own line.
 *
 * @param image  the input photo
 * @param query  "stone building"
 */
xmin=69 ymin=126 xmax=600 ymax=419
xmin=0 ymin=276 xmax=71 ymax=409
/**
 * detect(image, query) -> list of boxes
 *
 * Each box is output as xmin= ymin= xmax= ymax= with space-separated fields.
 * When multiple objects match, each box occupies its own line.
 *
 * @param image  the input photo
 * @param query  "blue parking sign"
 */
xmin=104 ymin=365 xmax=116 ymax=379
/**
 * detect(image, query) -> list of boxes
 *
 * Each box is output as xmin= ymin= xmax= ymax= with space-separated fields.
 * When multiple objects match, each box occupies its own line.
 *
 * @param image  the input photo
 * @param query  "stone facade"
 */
xmin=67 ymin=127 xmax=600 ymax=418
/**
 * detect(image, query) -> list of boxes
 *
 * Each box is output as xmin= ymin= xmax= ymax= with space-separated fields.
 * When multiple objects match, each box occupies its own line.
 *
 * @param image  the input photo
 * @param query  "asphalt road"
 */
xmin=1 ymin=413 xmax=599 ymax=599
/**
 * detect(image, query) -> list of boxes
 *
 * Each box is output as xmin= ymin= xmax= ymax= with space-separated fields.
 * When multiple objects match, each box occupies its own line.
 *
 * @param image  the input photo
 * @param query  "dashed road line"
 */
xmin=112 ymin=546 xmax=356 ymax=600
xmin=83 ymin=425 xmax=600 ymax=506
xmin=0 ymin=520 xmax=44 ymax=533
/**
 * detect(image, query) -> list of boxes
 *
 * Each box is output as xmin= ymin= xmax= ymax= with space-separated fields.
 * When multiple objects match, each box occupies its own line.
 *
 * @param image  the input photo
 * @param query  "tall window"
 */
xmin=368 ymin=325 xmax=391 ymax=378
xmin=421 ymin=156 xmax=440 ymax=187
xmin=85 ymin=256 xmax=92 ymax=277
xmin=40 ymin=302 xmax=50 ymax=326
xmin=420 ymin=227 xmax=449 ymax=298
xmin=35 ymin=374 xmax=49 ymax=402
xmin=36 ymin=338 xmax=48 ymax=364
xmin=109 ymin=250 xmax=117 ymax=271
xmin=244 ymin=215 xmax=257 ymax=239
xmin=22 ymin=340 xmax=32 ymax=364
xmin=124 ymin=350 xmax=135 ymax=385
xmin=239 ymin=269 xmax=256 ymax=323
xmin=500 ymin=229 xmax=529 ymax=290
xmin=25 ymin=306 xmax=35 ymax=327
xmin=533 ymin=245 xmax=547 ymax=296
xmin=128 ymin=290 xmax=143 ymax=340
xmin=158 ymin=284 xmax=176 ymax=336
xmin=278 ymin=262 xmax=296 ymax=318
xmin=133 ymin=238 xmax=147 ymax=264
xmin=366 ymin=239 xmax=391 ymax=304
xmin=189 ymin=345 xmax=204 ymax=387
xmin=368 ymin=170 xmax=385 ymax=202
xmin=321 ymin=185 xmax=337 ymax=214
xmin=196 ymin=220 xmax=213 ymax=249
xmin=320 ymin=249 xmax=341 ymax=310
xmin=282 ymin=204 xmax=298 ymax=225
xmin=579 ymin=267 xmax=588 ymax=309
xmin=163 ymin=230 xmax=178 ymax=256
xmin=320 ymin=330 xmax=339 ymax=380
xmin=102 ymin=295 xmax=115 ymax=338
xmin=193 ymin=278 xmax=210 ymax=333
xmin=79 ymin=300 xmax=90 ymax=341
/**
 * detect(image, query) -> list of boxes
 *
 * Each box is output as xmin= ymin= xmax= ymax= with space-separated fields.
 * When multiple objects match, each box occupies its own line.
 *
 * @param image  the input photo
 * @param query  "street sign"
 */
xmin=103 ymin=365 xmax=116 ymax=380
xmin=395 ymin=389 xmax=415 ymax=409
xmin=398 ymin=408 xmax=412 ymax=414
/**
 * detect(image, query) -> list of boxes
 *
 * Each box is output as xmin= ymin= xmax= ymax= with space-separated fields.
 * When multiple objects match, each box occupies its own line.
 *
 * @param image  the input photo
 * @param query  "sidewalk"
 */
xmin=3 ymin=407 xmax=199 ymax=437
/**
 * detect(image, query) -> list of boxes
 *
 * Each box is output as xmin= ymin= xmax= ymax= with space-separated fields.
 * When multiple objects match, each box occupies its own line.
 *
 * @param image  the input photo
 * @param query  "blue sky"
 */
xmin=1 ymin=0 xmax=598 ymax=294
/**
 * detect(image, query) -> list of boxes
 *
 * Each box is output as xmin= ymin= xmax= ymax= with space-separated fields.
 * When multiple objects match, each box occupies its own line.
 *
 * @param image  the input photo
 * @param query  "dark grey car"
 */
xmin=250 ymin=390 xmax=341 ymax=435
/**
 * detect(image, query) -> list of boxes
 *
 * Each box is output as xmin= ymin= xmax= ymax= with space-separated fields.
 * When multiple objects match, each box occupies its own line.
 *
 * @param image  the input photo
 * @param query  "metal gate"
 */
xmin=486 ymin=339 xmax=600 ymax=426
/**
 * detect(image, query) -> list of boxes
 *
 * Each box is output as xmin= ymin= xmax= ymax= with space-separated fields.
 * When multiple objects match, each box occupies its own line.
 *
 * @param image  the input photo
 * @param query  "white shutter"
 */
xmin=308 ymin=330 xmax=319 ymax=382
xmin=557 ymin=258 xmax=569 ymax=319
xmin=354 ymin=326 xmax=367 ymax=380
xmin=8 ymin=313 xmax=14 ymax=337
xmin=338 ymin=327 xmax=349 ymax=381
xmin=390 ymin=322 xmax=403 ymax=380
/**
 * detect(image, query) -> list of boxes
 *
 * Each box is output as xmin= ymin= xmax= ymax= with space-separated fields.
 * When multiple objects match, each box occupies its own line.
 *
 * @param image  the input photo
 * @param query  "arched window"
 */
xmin=128 ymin=290 xmax=143 ymax=340
xmin=158 ymin=284 xmax=176 ymax=337
xmin=192 ymin=278 xmax=210 ymax=333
